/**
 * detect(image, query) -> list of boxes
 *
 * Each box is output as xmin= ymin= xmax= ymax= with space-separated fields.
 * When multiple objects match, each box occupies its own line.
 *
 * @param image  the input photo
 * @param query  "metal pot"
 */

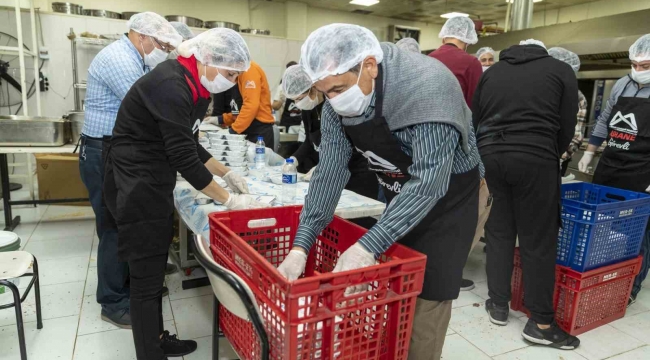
xmin=204 ymin=21 xmax=240 ymax=32
xmin=83 ymin=9 xmax=123 ymax=19
xmin=122 ymin=12 xmax=140 ymax=20
xmin=240 ymin=28 xmax=271 ymax=36
xmin=165 ymin=15 xmax=204 ymax=28
xmin=64 ymin=111 xmax=85 ymax=142
xmin=52 ymin=2 xmax=83 ymax=15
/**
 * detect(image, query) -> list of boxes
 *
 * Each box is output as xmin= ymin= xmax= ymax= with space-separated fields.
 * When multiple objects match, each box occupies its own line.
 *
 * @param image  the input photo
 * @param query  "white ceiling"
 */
xmin=289 ymin=0 xmax=602 ymax=24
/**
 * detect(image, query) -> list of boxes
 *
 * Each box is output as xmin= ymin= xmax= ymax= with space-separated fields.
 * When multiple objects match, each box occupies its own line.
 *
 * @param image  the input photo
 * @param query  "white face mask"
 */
xmin=328 ymin=65 xmax=374 ymax=118
xmin=482 ymin=66 xmax=490 ymax=72
xmin=295 ymin=93 xmax=319 ymax=110
xmin=201 ymin=66 xmax=237 ymax=94
xmin=141 ymin=37 xmax=167 ymax=68
xmin=631 ymin=67 xmax=650 ymax=85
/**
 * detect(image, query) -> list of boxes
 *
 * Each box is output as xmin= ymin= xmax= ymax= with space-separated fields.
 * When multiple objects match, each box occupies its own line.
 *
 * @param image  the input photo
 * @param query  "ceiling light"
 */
xmin=440 ymin=12 xmax=470 ymax=19
xmin=505 ymin=0 xmax=543 ymax=3
xmin=350 ymin=0 xmax=380 ymax=6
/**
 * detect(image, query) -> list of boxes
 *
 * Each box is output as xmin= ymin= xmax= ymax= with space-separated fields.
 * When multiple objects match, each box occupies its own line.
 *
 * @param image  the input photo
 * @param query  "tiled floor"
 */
xmin=1 ymin=198 xmax=649 ymax=359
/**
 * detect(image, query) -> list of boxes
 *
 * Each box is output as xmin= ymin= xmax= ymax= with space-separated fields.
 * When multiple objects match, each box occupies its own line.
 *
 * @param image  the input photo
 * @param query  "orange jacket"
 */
xmin=222 ymin=61 xmax=275 ymax=133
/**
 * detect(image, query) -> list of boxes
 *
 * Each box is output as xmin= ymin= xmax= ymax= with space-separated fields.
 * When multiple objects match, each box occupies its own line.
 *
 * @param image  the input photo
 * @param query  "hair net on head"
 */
xmin=476 ymin=47 xmax=495 ymax=59
xmin=282 ymin=65 xmax=312 ymax=99
xmin=548 ymin=47 xmax=580 ymax=73
xmin=127 ymin=12 xmax=182 ymax=48
xmin=300 ymin=23 xmax=383 ymax=82
xmin=177 ymin=28 xmax=251 ymax=71
xmin=629 ymin=34 xmax=650 ymax=62
xmin=170 ymin=21 xmax=194 ymax=41
xmin=439 ymin=16 xmax=478 ymax=45
xmin=396 ymin=38 xmax=420 ymax=53
xmin=519 ymin=39 xmax=547 ymax=49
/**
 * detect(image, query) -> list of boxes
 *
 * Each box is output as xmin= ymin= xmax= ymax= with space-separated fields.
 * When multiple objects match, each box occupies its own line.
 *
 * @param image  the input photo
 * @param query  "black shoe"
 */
xmin=165 ymin=263 xmax=178 ymax=275
xmin=485 ymin=299 xmax=509 ymax=326
xmin=161 ymin=330 xmax=198 ymax=357
xmin=522 ymin=319 xmax=580 ymax=350
xmin=628 ymin=293 xmax=637 ymax=307
xmin=100 ymin=308 xmax=132 ymax=329
xmin=460 ymin=278 xmax=475 ymax=291
xmin=162 ymin=286 xmax=169 ymax=297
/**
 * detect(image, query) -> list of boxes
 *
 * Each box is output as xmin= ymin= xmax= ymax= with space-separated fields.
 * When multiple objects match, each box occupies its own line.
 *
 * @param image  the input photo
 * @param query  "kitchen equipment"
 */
xmin=204 ymin=21 xmax=240 ymax=32
xmin=64 ymin=111 xmax=85 ymax=142
xmin=0 ymin=116 xmax=71 ymax=147
xmin=83 ymin=9 xmax=123 ymax=19
xmin=240 ymin=28 xmax=271 ymax=36
xmin=52 ymin=2 xmax=83 ymax=15
xmin=165 ymin=16 xmax=203 ymax=28
xmin=122 ymin=12 xmax=140 ymax=20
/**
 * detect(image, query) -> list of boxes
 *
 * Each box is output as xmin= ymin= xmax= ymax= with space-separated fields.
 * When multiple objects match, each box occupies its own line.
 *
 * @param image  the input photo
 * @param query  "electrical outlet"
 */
xmin=38 ymin=46 xmax=50 ymax=60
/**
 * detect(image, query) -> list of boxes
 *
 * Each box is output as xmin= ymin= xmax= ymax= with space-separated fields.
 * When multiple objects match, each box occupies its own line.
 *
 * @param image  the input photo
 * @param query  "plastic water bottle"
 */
xmin=282 ymin=158 xmax=297 ymax=205
xmin=255 ymin=136 xmax=265 ymax=170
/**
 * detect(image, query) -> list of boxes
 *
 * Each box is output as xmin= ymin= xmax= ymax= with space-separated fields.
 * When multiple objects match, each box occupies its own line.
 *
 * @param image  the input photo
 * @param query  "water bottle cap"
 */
xmin=257 ymin=136 xmax=263 ymax=141
xmin=286 ymin=158 xmax=294 ymax=164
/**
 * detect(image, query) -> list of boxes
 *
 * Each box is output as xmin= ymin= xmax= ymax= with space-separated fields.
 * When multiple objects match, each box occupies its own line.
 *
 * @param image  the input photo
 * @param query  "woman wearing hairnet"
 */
xmin=277 ymin=24 xmax=482 ymax=360
xmin=548 ymin=47 xmax=588 ymax=175
xmin=476 ymin=47 xmax=496 ymax=71
xmin=103 ymin=28 xmax=268 ymax=359
xmin=578 ymin=34 xmax=650 ymax=306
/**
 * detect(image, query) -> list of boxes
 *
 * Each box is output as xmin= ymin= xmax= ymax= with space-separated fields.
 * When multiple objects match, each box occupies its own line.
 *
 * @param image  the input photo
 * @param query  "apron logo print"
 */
xmin=610 ymin=111 xmax=638 ymax=132
xmin=608 ymin=111 xmax=638 ymax=151
xmin=355 ymin=147 xmax=400 ymax=173
xmin=229 ymin=99 xmax=239 ymax=113
xmin=192 ymin=119 xmax=201 ymax=134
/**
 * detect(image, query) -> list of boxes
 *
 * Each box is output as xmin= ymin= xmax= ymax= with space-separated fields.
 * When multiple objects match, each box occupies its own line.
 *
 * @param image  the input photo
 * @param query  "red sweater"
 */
xmin=429 ymin=44 xmax=483 ymax=108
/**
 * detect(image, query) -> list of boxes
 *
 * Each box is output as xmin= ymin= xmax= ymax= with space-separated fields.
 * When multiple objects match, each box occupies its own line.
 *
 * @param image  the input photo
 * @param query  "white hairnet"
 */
xmin=396 ymin=38 xmax=420 ymax=53
xmin=629 ymin=34 xmax=650 ymax=62
xmin=519 ymin=39 xmax=547 ymax=49
xmin=127 ymin=12 xmax=182 ymax=48
xmin=476 ymin=47 xmax=495 ymax=59
xmin=548 ymin=47 xmax=580 ymax=73
xmin=170 ymin=21 xmax=194 ymax=41
xmin=177 ymin=28 xmax=251 ymax=71
xmin=282 ymin=65 xmax=312 ymax=99
xmin=300 ymin=23 xmax=383 ymax=82
xmin=439 ymin=16 xmax=478 ymax=45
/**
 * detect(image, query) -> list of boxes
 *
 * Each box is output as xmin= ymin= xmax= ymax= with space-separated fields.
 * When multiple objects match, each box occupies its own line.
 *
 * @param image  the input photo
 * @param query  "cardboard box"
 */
xmin=36 ymin=153 xmax=90 ymax=206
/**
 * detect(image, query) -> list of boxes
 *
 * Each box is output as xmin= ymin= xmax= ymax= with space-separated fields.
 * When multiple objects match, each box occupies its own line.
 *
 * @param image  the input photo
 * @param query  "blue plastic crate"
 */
xmin=557 ymin=183 xmax=650 ymax=272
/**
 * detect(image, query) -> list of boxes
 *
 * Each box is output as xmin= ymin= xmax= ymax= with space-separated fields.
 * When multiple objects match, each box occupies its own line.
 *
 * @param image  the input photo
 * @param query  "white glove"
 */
xmin=223 ymin=171 xmax=249 ymax=194
xmin=277 ymin=249 xmax=307 ymax=281
xmin=332 ymin=243 xmax=377 ymax=296
xmin=578 ymin=151 xmax=594 ymax=173
xmin=223 ymin=194 xmax=270 ymax=210
xmin=203 ymin=116 xmax=221 ymax=125
xmin=303 ymin=166 xmax=316 ymax=182
xmin=646 ymin=184 xmax=650 ymax=193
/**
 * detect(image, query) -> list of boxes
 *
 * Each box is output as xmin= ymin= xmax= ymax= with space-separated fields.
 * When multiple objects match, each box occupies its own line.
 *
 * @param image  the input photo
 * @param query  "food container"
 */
xmin=223 ymin=161 xmax=247 ymax=168
xmin=213 ymin=155 xmax=247 ymax=163
xmin=64 ymin=111 xmax=84 ymax=142
xmin=209 ymin=138 xmax=247 ymax=147
xmin=228 ymin=166 xmax=248 ymax=176
xmin=203 ymin=21 xmax=240 ymax=31
xmin=211 ymin=144 xmax=248 ymax=152
xmin=206 ymin=133 xmax=246 ymax=141
xmin=0 ymin=116 xmax=71 ymax=147
xmin=83 ymin=9 xmax=122 ymax=19
xmin=52 ymin=2 xmax=83 ymax=15
xmin=240 ymin=28 xmax=271 ymax=36
xmin=122 ymin=12 xmax=140 ymax=20
xmin=165 ymin=15 xmax=203 ymax=28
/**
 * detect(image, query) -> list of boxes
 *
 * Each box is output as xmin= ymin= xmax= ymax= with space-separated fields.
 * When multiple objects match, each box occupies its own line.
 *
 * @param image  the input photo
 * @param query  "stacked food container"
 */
xmin=203 ymin=132 xmax=249 ymax=176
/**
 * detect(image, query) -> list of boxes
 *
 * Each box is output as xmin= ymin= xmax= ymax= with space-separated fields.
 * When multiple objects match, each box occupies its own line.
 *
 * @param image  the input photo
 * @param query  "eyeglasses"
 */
xmin=151 ymin=37 xmax=173 ymax=53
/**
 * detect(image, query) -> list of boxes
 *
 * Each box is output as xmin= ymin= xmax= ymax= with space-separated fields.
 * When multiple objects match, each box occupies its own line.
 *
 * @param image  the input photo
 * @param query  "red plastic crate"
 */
xmin=511 ymin=248 xmax=642 ymax=336
xmin=208 ymin=206 xmax=427 ymax=360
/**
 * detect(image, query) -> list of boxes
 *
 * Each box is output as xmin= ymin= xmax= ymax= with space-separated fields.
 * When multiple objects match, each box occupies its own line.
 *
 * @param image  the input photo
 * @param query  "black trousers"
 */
xmin=483 ymin=152 xmax=559 ymax=325
xmin=129 ymin=253 xmax=168 ymax=360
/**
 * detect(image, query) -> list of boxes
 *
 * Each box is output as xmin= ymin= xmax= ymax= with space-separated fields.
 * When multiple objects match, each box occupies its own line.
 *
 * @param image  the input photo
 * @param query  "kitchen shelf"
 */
xmin=74 ymin=37 xmax=115 ymax=46
xmin=0 ymin=46 xmax=35 ymax=56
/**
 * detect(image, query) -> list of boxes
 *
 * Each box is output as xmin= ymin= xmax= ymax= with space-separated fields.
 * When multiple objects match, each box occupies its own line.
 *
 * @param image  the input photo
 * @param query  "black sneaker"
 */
xmin=100 ymin=308 xmax=131 ymax=329
xmin=460 ymin=278 xmax=475 ymax=291
xmin=485 ymin=299 xmax=509 ymax=326
xmin=165 ymin=263 xmax=178 ymax=275
xmin=160 ymin=330 xmax=198 ymax=357
xmin=628 ymin=293 xmax=637 ymax=307
xmin=162 ymin=286 xmax=169 ymax=297
xmin=522 ymin=319 xmax=580 ymax=350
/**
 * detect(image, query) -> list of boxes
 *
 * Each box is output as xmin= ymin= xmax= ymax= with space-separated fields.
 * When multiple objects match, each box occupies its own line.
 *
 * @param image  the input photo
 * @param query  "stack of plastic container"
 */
xmin=511 ymin=183 xmax=650 ymax=336
xmin=205 ymin=132 xmax=249 ymax=176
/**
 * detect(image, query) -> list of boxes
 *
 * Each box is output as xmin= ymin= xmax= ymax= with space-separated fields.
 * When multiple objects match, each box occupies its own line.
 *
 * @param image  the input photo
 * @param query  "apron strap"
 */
xmin=375 ymin=65 xmax=385 ymax=119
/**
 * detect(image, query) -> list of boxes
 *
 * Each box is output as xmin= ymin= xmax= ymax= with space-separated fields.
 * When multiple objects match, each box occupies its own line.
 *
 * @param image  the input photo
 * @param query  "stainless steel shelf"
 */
xmin=73 ymin=37 xmax=115 ymax=46
xmin=0 ymin=46 xmax=35 ymax=56
xmin=73 ymin=83 xmax=87 ymax=89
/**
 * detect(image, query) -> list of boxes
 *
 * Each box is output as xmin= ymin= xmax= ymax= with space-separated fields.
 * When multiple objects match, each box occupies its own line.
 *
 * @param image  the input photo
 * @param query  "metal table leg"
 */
xmin=213 ymin=295 xmax=220 ymax=360
xmin=1 ymin=154 xmax=21 ymax=231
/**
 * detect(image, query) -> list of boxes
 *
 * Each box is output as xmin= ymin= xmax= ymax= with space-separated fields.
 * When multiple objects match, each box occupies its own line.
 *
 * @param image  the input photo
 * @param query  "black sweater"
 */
xmin=472 ymin=45 xmax=578 ymax=161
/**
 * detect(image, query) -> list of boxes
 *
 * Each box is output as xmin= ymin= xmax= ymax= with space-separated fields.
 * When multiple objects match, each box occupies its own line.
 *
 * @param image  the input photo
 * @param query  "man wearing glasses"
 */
xmin=79 ymin=12 xmax=181 ymax=330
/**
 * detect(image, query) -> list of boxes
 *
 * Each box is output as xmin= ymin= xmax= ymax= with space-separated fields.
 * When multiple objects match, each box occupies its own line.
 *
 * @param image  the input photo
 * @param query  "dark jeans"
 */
xmin=483 ymin=152 xmax=559 ymax=325
xmin=632 ymin=224 xmax=650 ymax=297
xmin=129 ymin=253 xmax=167 ymax=360
xmin=79 ymin=135 xmax=130 ymax=314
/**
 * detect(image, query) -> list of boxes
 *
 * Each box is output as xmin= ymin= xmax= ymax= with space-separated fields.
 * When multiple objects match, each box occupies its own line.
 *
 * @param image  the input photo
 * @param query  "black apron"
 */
xmin=342 ymin=67 xmax=479 ymax=301
xmin=280 ymin=98 xmax=303 ymax=128
xmin=103 ymin=63 xmax=210 ymax=262
xmin=228 ymin=85 xmax=275 ymax=149
xmin=593 ymin=79 xmax=650 ymax=193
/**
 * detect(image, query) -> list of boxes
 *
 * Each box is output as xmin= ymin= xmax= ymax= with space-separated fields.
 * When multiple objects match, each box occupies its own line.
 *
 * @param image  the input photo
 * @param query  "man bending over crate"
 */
xmin=276 ymin=23 xmax=482 ymax=360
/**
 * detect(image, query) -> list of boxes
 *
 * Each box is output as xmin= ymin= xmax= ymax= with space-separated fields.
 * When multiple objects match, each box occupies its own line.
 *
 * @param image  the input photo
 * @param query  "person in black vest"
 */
xmin=103 ymin=29 xmax=268 ymax=360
